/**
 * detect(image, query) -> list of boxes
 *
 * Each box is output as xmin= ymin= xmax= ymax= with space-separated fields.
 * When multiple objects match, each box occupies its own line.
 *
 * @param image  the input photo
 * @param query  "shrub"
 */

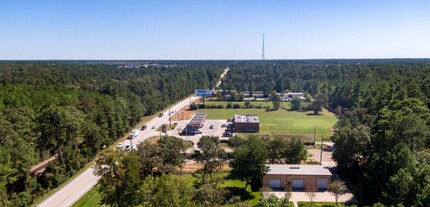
xmin=244 ymin=101 xmax=251 ymax=108
xmin=207 ymin=104 xmax=217 ymax=109
xmin=190 ymin=103 xmax=198 ymax=110
xmin=226 ymin=103 xmax=232 ymax=108
xmin=228 ymin=136 xmax=244 ymax=148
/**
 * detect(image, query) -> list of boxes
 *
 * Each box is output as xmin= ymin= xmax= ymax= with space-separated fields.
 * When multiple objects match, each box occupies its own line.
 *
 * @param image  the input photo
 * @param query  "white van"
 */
xmin=129 ymin=129 xmax=140 ymax=139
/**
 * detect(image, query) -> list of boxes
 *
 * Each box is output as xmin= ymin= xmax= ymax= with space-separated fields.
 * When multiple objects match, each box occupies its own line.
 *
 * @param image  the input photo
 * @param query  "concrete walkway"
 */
xmin=267 ymin=191 xmax=356 ymax=207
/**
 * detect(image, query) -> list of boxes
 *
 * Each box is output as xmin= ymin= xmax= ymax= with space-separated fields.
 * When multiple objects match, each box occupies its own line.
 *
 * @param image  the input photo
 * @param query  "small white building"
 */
xmin=281 ymin=92 xmax=306 ymax=101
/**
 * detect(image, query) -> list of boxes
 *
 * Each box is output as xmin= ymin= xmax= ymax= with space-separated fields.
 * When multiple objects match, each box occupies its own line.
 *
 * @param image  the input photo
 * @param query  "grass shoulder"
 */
xmin=72 ymin=186 xmax=102 ymax=207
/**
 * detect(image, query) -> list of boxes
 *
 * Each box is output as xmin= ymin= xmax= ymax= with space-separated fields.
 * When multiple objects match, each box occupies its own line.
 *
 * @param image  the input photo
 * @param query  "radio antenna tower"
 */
xmin=262 ymin=34 xmax=265 ymax=60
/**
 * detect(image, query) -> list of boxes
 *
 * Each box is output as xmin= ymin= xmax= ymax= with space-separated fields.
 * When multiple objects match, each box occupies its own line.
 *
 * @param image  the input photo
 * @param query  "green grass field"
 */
xmin=196 ymin=107 xmax=337 ymax=139
xmin=72 ymin=186 xmax=102 ymax=207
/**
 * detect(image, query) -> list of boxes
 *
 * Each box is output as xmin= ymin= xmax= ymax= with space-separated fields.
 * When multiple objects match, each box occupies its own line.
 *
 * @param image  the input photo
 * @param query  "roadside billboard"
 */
xmin=194 ymin=89 xmax=213 ymax=97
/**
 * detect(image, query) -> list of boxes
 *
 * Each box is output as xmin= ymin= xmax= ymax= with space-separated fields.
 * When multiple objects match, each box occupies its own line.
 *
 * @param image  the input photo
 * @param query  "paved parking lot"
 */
xmin=167 ymin=119 xmax=230 ymax=152
xmin=267 ymin=191 xmax=356 ymax=207
xmin=307 ymin=149 xmax=336 ymax=167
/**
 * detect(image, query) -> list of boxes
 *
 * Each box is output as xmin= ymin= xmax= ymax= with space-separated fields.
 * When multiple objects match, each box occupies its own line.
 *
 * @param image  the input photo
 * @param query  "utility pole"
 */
xmin=169 ymin=107 xmax=172 ymax=128
xmin=313 ymin=126 xmax=316 ymax=148
xmin=262 ymin=34 xmax=265 ymax=61
xmin=320 ymin=136 xmax=324 ymax=163
xmin=185 ymin=125 xmax=188 ymax=141
xmin=130 ymin=138 xmax=133 ymax=150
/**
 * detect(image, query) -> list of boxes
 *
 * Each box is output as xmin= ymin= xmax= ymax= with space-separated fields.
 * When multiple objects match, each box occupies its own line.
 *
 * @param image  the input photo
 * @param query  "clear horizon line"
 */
xmin=1 ymin=57 xmax=430 ymax=61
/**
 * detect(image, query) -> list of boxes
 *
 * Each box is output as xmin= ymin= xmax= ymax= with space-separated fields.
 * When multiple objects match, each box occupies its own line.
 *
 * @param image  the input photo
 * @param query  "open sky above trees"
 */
xmin=1 ymin=0 xmax=430 ymax=60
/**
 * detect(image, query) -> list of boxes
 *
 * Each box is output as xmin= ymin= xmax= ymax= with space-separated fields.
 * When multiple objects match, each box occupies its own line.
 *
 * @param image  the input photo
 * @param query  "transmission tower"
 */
xmin=262 ymin=34 xmax=265 ymax=60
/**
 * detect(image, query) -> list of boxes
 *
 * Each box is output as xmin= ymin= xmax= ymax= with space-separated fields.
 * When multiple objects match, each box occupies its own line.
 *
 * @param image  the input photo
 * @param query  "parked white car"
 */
xmin=129 ymin=129 xmax=140 ymax=139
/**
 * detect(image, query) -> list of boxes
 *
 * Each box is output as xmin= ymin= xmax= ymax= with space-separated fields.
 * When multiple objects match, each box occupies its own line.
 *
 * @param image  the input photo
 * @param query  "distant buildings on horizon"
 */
xmin=117 ymin=63 xmax=177 ymax=69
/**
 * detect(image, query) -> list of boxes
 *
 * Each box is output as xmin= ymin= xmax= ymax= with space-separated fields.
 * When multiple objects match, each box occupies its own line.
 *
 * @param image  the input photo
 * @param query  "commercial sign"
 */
xmin=161 ymin=124 xmax=167 ymax=133
xmin=194 ymin=89 xmax=213 ymax=97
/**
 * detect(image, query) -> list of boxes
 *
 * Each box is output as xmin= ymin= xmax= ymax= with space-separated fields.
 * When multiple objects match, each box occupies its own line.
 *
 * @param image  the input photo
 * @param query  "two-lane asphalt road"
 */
xmin=37 ymin=96 xmax=199 ymax=207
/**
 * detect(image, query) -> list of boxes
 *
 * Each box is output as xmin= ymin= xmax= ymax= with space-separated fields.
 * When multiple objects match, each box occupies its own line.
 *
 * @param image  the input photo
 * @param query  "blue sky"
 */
xmin=1 ymin=0 xmax=429 ymax=60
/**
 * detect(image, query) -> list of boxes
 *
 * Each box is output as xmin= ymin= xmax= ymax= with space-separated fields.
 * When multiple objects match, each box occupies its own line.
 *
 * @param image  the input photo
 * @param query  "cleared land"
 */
xmin=197 ymin=105 xmax=337 ymax=139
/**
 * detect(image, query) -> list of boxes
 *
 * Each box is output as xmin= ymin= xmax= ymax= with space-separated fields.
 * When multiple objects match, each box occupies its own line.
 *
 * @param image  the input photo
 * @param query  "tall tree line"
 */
xmin=0 ymin=61 xmax=224 ymax=207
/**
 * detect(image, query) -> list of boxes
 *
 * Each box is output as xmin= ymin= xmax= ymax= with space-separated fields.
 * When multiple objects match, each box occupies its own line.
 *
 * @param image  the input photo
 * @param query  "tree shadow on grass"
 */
xmin=306 ymin=112 xmax=323 ymax=116
xmin=224 ymin=186 xmax=255 ymax=202
xmin=224 ymin=173 xmax=261 ymax=191
xmin=224 ymin=172 xmax=239 ymax=180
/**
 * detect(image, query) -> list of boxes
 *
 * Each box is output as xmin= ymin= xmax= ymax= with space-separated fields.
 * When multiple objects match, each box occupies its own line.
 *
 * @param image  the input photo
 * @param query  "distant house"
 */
xmin=281 ymin=92 xmax=306 ymax=101
xmin=232 ymin=114 xmax=260 ymax=133
xmin=243 ymin=91 xmax=265 ymax=98
xmin=262 ymin=164 xmax=332 ymax=191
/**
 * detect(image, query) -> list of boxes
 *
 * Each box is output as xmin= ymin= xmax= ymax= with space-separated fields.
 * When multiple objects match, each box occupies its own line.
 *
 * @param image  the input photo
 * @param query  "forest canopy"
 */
xmin=0 ymin=61 xmax=224 ymax=207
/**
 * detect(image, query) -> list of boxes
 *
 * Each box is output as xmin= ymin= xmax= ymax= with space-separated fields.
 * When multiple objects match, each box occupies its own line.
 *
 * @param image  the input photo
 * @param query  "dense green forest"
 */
xmin=221 ymin=60 xmax=430 ymax=206
xmin=0 ymin=61 xmax=224 ymax=206
xmin=2 ymin=60 xmax=430 ymax=206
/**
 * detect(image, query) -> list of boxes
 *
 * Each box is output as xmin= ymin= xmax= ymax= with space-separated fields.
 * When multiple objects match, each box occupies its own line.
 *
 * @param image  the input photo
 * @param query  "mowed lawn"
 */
xmin=197 ymin=107 xmax=337 ymax=139
xmin=72 ymin=186 xmax=102 ymax=207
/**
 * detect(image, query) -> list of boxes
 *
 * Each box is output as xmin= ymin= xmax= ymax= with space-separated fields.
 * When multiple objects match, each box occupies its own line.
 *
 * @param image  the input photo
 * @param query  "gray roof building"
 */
xmin=266 ymin=164 xmax=332 ymax=176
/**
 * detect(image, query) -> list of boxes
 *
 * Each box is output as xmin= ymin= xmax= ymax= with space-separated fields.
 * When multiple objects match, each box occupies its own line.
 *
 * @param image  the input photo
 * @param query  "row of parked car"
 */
xmin=116 ymin=142 xmax=133 ymax=151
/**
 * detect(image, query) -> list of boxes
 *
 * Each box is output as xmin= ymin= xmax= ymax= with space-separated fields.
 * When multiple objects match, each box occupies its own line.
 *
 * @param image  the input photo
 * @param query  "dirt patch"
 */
xmin=145 ymin=136 xmax=160 ymax=144
xmin=182 ymin=163 xmax=231 ymax=173
xmin=182 ymin=163 xmax=203 ymax=172
xmin=171 ymin=98 xmax=201 ymax=121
